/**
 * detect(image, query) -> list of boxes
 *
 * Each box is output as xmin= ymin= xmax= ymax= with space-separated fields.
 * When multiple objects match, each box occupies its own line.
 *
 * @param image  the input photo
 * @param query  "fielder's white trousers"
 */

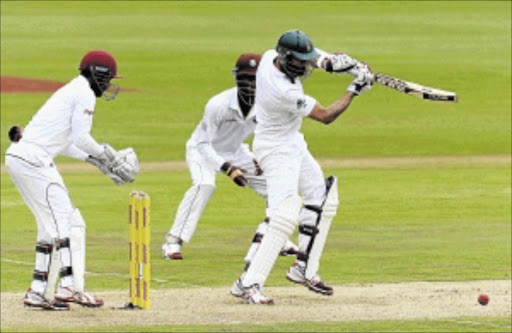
xmin=169 ymin=144 xmax=267 ymax=243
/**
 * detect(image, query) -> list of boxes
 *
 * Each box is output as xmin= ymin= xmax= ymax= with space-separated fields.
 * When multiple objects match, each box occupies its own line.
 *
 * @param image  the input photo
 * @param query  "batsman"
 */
xmin=231 ymin=29 xmax=374 ymax=304
xmin=4 ymin=50 xmax=139 ymax=310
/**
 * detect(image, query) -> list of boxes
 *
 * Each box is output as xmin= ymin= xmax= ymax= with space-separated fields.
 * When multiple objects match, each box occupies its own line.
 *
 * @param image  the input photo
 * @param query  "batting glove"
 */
xmin=324 ymin=52 xmax=358 ymax=74
xmin=347 ymin=67 xmax=374 ymax=95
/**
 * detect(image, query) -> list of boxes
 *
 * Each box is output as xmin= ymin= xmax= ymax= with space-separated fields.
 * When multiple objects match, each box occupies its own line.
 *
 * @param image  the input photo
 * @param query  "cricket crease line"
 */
xmin=447 ymin=318 xmax=512 ymax=329
xmin=1 ymin=154 xmax=510 ymax=174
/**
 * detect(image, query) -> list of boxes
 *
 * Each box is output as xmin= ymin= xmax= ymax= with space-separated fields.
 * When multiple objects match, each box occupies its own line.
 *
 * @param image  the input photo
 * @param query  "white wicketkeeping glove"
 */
xmin=96 ymin=143 xmax=120 ymax=166
xmin=111 ymin=148 xmax=140 ymax=183
xmin=347 ymin=67 xmax=374 ymax=95
xmin=85 ymin=155 xmax=125 ymax=185
xmin=88 ymin=144 xmax=140 ymax=185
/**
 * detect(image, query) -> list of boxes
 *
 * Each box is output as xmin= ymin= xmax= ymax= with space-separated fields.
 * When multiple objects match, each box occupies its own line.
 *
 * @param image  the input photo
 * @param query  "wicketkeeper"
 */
xmin=162 ymin=53 xmax=298 ymax=263
xmin=4 ymin=50 xmax=139 ymax=310
xmin=231 ymin=30 xmax=374 ymax=304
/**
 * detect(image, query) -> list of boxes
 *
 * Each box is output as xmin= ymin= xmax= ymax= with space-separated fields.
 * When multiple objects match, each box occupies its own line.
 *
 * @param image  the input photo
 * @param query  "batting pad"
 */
xmin=305 ymin=176 xmax=338 ymax=279
xmin=243 ymin=195 xmax=302 ymax=287
xmin=42 ymin=242 xmax=60 ymax=299
xmin=70 ymin=208 xmax=86 ymax=292
xmin=243 ymin=220 xmax=268 ymax=264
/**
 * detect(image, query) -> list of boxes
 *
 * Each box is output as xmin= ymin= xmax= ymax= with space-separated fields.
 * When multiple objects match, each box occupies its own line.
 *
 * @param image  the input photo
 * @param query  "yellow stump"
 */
xmin=129 ymin=191 xmax=151 ymax=309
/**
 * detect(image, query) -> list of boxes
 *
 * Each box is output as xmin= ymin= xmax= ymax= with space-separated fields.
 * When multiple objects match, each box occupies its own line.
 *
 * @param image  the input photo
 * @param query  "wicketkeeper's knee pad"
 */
xmin=33 ymin=242 xmax=54 ymax=282
xmin=56 ymin=238 xmax=72 ymax=280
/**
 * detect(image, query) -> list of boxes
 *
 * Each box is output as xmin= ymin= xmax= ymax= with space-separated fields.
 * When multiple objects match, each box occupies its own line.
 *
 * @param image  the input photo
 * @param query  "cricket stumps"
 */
xmin=128 ymin=191 xmax=151 ymax=309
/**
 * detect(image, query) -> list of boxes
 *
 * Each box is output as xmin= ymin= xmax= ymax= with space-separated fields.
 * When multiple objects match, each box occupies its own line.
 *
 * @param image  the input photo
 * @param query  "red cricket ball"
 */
xmin=478 ymin=293 xmax=489 ymax=306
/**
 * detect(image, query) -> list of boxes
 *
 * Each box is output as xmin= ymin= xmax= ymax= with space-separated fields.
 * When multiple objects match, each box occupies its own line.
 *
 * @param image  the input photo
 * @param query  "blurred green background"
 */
xmin=1 ymin=1 xmax=510 ymax=160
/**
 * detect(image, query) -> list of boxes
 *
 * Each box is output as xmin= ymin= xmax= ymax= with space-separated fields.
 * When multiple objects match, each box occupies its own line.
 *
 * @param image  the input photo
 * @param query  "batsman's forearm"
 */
xmin=323 ymin=92 xmax=356 ymax=124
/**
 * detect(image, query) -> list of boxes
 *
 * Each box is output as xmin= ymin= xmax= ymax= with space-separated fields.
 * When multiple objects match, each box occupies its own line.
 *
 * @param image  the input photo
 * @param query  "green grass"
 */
xmin=1 ymin=1 xmax=511 ymax=332
xmin=1 ymin=1 xmax=511 ymax=161
xmin=3 ymin=316 xmax=511 ymax=333
xmin=2 ymin=164 xmax=510 ymax=292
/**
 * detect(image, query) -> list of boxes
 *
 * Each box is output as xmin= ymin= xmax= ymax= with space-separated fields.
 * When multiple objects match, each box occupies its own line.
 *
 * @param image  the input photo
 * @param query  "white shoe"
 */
xmin=24 ymin=288 xmax=70 ymax=311
xmin=162 ymin=242 xmax=183 ymax=260
xmin=55 ymin=286 xmax=104 ymax=307
xmin=286 ymin=263 xmax=334 ymax=296
xmin=279 ymin=240 xmax=299 ymax=256
xmin=231 ymin=278 xmax=274 ymax=305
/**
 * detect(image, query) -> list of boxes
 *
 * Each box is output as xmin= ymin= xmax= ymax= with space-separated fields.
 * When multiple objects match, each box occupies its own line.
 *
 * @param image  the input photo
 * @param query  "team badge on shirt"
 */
xmin=297 ymin=98 xmax=307 ymax=110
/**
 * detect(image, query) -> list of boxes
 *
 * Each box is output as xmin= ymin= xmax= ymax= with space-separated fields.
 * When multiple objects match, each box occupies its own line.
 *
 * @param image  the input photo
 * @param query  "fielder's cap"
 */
xmin=233 ymin=53 xmax=261 ymax=76
xmin=79 ymin=50 xmax=122 ymax=78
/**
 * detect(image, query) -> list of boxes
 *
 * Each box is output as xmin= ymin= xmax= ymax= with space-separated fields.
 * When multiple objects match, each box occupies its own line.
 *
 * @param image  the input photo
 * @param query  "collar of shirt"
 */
xmin=229 ymin=88 xmax=256 ymax=121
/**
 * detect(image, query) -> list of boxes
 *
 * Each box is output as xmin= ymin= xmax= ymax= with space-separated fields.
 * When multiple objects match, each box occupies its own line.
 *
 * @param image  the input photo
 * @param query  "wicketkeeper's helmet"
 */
xmin=232 ymin=53 xmax=261 ymax=106
xmin=276 ymin=30 xmax=318 ymax=80
xmin=79 ymin=50 xmax=122 ymax=100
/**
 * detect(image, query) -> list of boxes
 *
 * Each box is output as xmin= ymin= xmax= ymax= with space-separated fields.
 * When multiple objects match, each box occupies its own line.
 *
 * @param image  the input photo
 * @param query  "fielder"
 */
xmin=5 ymin=50 xmax=139 ymax=310
xmin=231 ymin=30 xmax=374 ymax=304
xmin=162 ymin=53 xmax=298 ymax=263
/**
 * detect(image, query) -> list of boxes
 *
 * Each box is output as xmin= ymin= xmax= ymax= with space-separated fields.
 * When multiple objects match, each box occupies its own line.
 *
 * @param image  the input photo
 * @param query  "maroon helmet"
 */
xmin=233 ymin=53 xmax=261 ymax=76
xmin=233 ymin=53 xmax=261 ymax=106
xmin=79 ymin=50 xmax=122 ymax=100
xmin=79 ymin=50 xmax=122 ymax=78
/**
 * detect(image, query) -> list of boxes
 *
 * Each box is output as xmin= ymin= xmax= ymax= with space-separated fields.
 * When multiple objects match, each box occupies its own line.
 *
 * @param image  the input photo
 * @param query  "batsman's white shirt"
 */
xmin=5 ymin=75 xmax=102 ymax=242
xmin=254 ymin=50 xmax=317 ymax=149
xmin=185 ymin=87 xmax=265 ymax=194
xmin=253 ymin=49 xmax=326 ymax=216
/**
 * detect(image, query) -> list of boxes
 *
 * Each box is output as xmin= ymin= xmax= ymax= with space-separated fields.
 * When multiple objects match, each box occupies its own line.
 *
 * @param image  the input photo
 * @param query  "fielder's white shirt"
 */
xmin=187 ymin=87 xmax=257 ymax=171
xmin=253 ymin=49 xmax=317 ymax=147
xmin=20 ymin=75 xmax=103 ymax=160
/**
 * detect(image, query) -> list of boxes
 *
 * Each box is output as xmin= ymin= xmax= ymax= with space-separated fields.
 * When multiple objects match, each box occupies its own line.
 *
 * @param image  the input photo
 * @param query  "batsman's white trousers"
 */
xmin=253 ymin=137 xmax=326 ymax=219
xmin=169 ymin=144 xmax=267 ymax=243
xmin=241 ymin=136 xmax=327 ymax=287
xmin=5 ymin=142 xmax=74 ymax=243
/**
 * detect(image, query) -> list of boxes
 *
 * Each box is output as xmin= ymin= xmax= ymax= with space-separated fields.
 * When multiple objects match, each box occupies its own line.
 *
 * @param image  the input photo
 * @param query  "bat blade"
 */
xmin=374 ymin=73 xmax=458 ymax=103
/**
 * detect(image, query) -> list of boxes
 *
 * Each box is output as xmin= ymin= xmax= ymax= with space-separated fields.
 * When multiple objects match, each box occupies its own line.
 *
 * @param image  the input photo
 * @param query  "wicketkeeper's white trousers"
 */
xmin=5 ymin=142 xmax=74 ymax=293
xmin=5 ymin=142 xmax=73 ymax=242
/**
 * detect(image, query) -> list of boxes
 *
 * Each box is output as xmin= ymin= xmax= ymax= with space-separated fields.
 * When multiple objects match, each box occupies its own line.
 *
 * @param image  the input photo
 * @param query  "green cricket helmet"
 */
xmin=276 ymin=30 xmax=318 ymax=79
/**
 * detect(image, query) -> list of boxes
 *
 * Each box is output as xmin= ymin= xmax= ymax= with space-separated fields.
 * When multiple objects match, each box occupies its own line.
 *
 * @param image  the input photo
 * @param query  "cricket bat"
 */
xmin=374 ymin=73 xmax=458 ymax=103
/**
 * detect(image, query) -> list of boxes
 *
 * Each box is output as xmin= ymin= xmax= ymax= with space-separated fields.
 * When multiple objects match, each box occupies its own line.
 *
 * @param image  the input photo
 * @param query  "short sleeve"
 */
xmin=282 ymin=88 xmax=317 ymax=117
